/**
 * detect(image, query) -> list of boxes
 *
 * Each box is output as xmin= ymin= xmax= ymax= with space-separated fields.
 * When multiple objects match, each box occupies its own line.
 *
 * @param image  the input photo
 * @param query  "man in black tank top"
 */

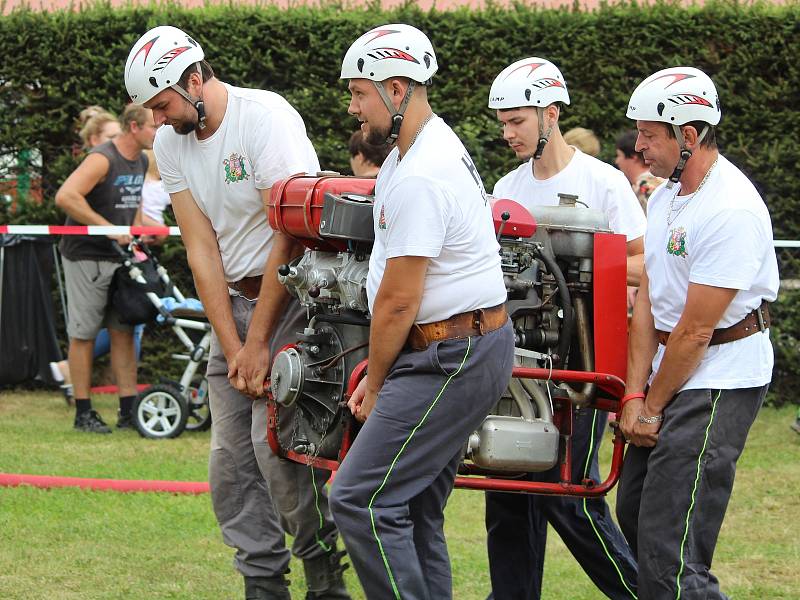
xmin=55 ymin=104 xmax=157 ymax=433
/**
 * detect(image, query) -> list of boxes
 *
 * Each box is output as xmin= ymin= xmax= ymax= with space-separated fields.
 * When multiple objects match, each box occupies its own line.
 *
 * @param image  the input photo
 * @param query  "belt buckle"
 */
xmin=756 ymin=306 xmax=766 ymax=331
xmin=473 ymin=308 xmax=485 ymax=334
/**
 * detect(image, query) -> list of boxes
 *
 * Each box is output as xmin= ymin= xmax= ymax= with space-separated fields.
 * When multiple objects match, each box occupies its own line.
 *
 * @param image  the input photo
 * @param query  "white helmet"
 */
xmin=627 ymin=67 xmax=721 ymax=188
xmin=125 ymin=26 xmax=204 ymax=105
xmin=341 ymin=24 xmax=437 ymax=145
xmin=626 ymin=66 xmax=720 ymax=126
xmin=488 ymin=57 xmax=569 ymax=160
xmin=340 ymin=24 xmax=437 ymax=84
xmin=488 ymin=57 xmax=570 ymax=110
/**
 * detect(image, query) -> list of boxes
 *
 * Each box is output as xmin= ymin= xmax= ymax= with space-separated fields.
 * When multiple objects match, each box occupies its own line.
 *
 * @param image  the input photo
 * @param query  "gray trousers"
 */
xmin=207 ymin=295 xmax=338 ymax=578
xmin=330 ymin=322 xmax=515 ymax=600
xmin=616 ymin=385 xmax=767 ymax=600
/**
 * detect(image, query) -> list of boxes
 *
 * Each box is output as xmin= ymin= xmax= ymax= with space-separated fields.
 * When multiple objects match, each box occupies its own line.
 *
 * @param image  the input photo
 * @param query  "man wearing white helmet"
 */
xmin=329 ymin=24 xmax=514 ymax=599
xmin=125 ymin=26 xmax=349 ymax=600
xmin=617 ymin=67 xmax=778 ymax=598
xmin=484 ymin=57 xmax=642 ymax=600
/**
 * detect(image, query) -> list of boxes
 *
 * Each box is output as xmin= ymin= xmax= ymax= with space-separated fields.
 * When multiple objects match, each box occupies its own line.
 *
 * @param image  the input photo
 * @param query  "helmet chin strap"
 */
xmin=533 ymin=107 xmax=554 ymax=160
xmin=373 ymin=80 xmax=416 ymax=145
xmin=171 ymin=64 xmax=207 ymax=130
xmin=667 ymin=123 xmax=709 ymax=189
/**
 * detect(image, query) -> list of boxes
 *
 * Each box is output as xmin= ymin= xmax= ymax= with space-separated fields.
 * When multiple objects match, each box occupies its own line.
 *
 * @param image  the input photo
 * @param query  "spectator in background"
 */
xmin=348 ymin=129 xmax=391 ymax=176
xmin=52 ymin=109 xmax=146 ymax=399
xmin=55 ymin=104 xmax=156 ymax=433
xmin=139 ymin=148 xmax=171 ymax=245
xmin=141 ymin=149 xmax=170 ymax=224
xmin=563 ymin=126 xmax=600 ymax=157
xmin=79 ymin=111 xmax=122 ymax=150
xmin=615 ymin=130 xmax=663 ymax=214
xmin=78 ymin=104 xmax=106 ymax=124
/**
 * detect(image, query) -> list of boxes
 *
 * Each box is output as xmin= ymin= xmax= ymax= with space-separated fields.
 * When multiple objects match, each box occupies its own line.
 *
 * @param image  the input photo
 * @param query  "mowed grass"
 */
xmin=1 ymin=391 xmax=798 ymax=599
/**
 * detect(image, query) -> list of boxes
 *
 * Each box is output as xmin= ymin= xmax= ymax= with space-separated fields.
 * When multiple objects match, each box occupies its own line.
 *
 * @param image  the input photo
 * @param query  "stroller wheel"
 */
xmin=133 ymin=384 xmax=189 ymax=439
xmin=185 ymin=376 xmax=212 ymax=432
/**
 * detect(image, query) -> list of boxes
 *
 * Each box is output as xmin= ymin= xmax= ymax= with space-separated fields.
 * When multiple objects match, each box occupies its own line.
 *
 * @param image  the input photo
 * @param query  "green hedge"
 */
xmin=1 ymin=1 xmax=798 ymax=403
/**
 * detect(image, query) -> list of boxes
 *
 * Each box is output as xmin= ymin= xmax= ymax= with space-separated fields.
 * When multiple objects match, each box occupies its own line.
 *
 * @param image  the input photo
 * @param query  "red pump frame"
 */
xmin=267 ymin=362 xmax=628 ymax=497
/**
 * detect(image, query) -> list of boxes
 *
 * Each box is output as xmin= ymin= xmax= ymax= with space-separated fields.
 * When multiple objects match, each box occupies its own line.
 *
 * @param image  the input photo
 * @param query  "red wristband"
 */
xmin=620 ymin=392 xmax=646 ymax=409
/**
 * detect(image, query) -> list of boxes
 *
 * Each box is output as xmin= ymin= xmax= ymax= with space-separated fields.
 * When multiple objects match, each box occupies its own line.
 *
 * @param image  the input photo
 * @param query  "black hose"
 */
xmin=313 ymin=312 xmax=371 ymax=327
xmin=536 ymin=245 xmax=574 ymax=367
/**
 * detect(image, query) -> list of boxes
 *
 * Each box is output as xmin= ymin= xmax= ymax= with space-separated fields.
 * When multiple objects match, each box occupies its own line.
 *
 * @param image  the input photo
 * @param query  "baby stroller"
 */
xmin=111 ymin=240 xmax=212 ymax=439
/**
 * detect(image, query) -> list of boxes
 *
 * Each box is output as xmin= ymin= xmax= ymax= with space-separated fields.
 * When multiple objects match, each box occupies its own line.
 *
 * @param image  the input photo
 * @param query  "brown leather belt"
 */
xmin=656 ymin=300 xmax=770 ymax=347
xmin=228 ymin=275 xmax=263 ymax=300
xmin=406 ymin=304 xmax=508 ymax=352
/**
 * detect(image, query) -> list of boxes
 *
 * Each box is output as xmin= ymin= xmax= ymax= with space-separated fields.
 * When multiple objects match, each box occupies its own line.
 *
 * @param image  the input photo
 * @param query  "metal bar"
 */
xmin=52 ymin=243 xmax=68 ymax=335
xmin=511 ymin=366 xmax=626 ymax=398
xmin=454 ymin=428 xmax=626 ymax=497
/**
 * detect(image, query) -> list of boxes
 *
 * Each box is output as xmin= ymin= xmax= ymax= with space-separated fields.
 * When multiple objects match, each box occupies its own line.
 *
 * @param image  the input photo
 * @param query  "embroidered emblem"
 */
xmin=223 ymin=153 xmax=249 ymax=184
xmin=666 ymin=226 xmax=688 ymax=257
xmin=378 ymin=204 xmax=387 ymax=230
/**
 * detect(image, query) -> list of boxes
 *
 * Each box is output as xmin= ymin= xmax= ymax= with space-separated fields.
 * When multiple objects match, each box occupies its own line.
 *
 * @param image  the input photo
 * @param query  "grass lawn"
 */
xmin=1 ymin=391 xmax=798 ymax=599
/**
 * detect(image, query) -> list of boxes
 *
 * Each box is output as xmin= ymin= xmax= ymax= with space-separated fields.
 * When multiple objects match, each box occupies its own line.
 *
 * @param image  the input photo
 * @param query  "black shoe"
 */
xmin=244 ymin=575 xmax=290 ymax=600
xmin=116 ymin=411 xmax=134 ymax=429
xmin=304 ymin=549 xmax=351 ymax=599
xmin=74 ymin=410 xmax=112 ymax=434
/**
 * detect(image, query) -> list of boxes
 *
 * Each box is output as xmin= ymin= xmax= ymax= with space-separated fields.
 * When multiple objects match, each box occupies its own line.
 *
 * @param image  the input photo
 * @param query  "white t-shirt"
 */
xmin=493 ymin=148 xmax=646 ymax=240
xmin=367 ymin=116 xmax=507 ymax=324
xmin=141 ymin=179 xmax=171 ymax=224
xmin=646 ymin=154 xmax=779 ymax=390
xmin=155 ymin=84 xmax=320 ymax=282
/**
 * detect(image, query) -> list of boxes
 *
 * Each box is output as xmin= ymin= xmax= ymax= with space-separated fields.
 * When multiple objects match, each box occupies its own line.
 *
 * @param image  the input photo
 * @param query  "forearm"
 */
xmin=644 ymin=327 xmax=710 ymax=414
xmin=57 ymin=192 xmax=112 ymax=226
xmin=626 ymin=285 xmax=657 ymax=394
xmin=626 ymin=253 xmax=644 ymax=286
xmin=365 ymin=300 xmax=419 ymax=394
xmin=245 ymin=236 xmax=304 ymax=346
xmin=187 ymin=248 xmax=240 ymax=361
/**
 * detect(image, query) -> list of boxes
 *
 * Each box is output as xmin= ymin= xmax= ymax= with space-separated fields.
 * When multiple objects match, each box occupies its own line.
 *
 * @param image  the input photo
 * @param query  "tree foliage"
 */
xmin=1 ymin=1 xmax=797 ymax=402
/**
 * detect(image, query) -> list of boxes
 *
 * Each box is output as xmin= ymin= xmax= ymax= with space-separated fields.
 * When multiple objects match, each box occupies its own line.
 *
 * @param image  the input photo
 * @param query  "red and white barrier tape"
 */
xmin=1 ymin=225 xmax=797 ymax=248
xmin=0 ymin=225 xmax=181 ymax=236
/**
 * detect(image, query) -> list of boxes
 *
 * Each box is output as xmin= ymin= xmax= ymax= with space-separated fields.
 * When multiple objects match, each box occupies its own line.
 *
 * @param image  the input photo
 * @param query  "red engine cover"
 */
xmin=490 ymin=198 xmax=537 ymax=238
xmin=268 ymin=174 xmax=376 ymax=252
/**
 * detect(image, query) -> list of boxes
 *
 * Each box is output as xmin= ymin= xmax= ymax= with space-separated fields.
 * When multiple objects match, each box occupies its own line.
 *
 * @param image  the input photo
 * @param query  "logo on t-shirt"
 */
xmin=223 ymin=153 xmax=249 ymax=184
xmin=461 ymin=152 xmax=487 ymax=205
xmin=113 ymin=174 xmax=144 ymax=209
xmin=378 ymin=204 xmax=387 ymax=230
xmin=666 ymin=226 xmax=688 ymax=257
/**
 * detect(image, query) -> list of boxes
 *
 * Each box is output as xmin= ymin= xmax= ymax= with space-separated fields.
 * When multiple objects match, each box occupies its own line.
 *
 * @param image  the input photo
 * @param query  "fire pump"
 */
xmin=265 ymin=174 xmax=629 ymax=497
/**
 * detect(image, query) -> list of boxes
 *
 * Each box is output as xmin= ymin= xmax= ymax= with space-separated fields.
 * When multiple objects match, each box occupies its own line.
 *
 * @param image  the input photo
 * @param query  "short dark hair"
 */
xmin=665 ymin=121 xmax=717 ymax=149
xmin=178 ymin=60 xmax=215 ymax=89
xmin=348 ymin=129 xmax=391 ymax=168
xmin=615 ymin=130 xmax=642 ymax=160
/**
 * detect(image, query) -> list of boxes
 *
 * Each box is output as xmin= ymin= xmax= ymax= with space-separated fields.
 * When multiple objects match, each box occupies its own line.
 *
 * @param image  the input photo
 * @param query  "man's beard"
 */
xmin=173 ymin=118 xmax=197 ymax=136
xmin=365 ymin=123 xmax=391 ymax=146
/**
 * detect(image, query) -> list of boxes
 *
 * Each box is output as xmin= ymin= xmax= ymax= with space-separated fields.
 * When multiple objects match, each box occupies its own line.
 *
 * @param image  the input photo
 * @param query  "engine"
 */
xmin=266 ymin=175 xmax=628 ymax=492
xmin=467 ymin=195 xmax=617 ymax=473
